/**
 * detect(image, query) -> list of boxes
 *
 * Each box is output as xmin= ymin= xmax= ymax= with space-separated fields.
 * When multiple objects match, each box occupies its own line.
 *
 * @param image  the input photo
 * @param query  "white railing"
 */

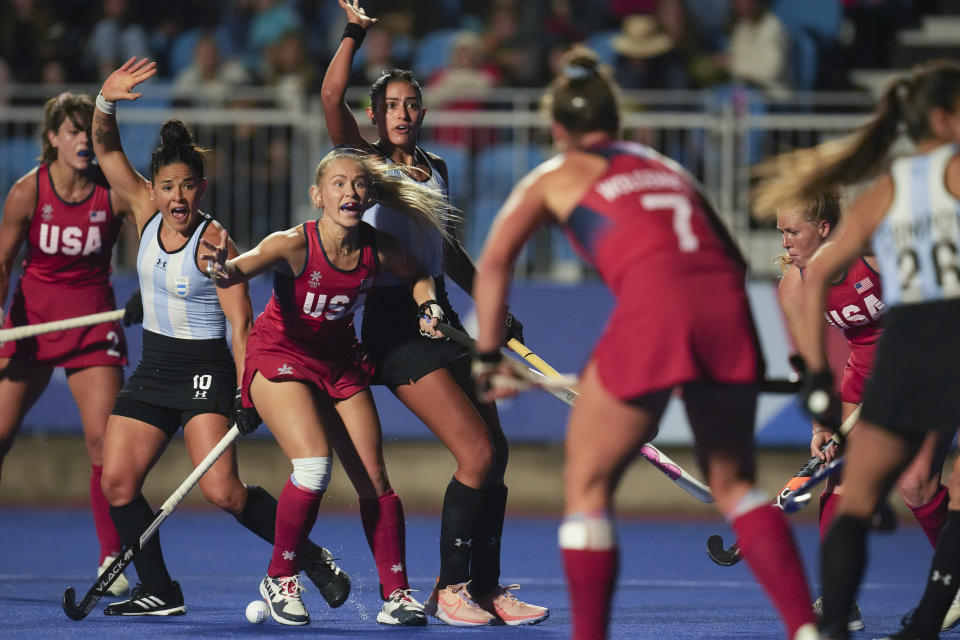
xmin=0 ymin=84 xmax=877 ymax=277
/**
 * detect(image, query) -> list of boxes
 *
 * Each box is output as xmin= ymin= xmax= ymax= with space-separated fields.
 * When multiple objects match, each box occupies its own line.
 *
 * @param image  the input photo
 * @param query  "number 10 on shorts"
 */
xmin=193 ymin=374 xmax=212 ymax=400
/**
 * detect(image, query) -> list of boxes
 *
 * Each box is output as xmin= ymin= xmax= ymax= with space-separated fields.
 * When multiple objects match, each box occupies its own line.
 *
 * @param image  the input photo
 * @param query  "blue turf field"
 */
xmin=0 ymin=507 xmax=935 ymax=639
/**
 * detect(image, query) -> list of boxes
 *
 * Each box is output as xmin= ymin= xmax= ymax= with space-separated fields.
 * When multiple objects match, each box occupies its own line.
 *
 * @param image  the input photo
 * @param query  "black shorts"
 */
xmin=113 ymin=331 xmax=236 ymax=436
xmin=861 ymin=299 xmax=960 ymax=436
xmin=361 ymin=276 xmax=468 ymax=388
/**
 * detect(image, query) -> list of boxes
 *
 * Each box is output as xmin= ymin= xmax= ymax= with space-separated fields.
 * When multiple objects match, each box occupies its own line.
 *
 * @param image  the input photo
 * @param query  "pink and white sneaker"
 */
xmin=423 ymin=581 xmax=496 ymax=626
xmin=475 ymin=584 xmax=549 ymax=625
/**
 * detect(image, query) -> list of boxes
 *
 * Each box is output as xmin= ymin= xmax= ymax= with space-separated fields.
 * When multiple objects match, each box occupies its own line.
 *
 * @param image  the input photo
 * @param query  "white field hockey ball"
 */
xmin=246 ymin=599 xmax=268 ymax=623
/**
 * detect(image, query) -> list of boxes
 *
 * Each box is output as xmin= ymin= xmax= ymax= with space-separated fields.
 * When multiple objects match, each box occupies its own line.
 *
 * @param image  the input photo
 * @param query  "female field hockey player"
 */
xmin=471 ymin=45 xmax=821 ymax=640
xmin=90 ymin=57 xmax=348 ymax=616
xmin=320 ymin=1 xmax=546 ymax=626
xmin=763 ymin=59 xmax=960 ymax=640
xmin=0 ymin=92 xmax=133 ymax=595
xmin=776 ymin=193 xmax=956 ymax=632
xmin=202 ymin=146 xmax=449 ymax=626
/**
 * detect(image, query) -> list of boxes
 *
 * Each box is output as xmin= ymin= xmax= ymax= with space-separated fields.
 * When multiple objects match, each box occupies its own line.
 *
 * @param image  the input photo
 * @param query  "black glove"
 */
xmin=504 ymin=311 xmax=524 ymax=344
xmin=233 ymin=387 xmax=262 ymax=435
xmin=798 ymin=367 xmax=840 ymax=429
xmin=122 ymin=289 xmax=143 ymax=326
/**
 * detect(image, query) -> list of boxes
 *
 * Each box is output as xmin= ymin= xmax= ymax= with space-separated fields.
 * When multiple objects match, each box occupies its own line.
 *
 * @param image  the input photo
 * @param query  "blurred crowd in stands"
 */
xmin=0 ymin=0 xmax=943 ymax=106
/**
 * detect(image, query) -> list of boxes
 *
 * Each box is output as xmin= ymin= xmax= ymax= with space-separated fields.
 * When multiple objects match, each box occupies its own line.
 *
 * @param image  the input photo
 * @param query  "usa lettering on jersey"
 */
xmin=824 ymin=293 xmax=885 ymax=329
xmin=302 ymin=292 xmax=367 ymax=321
xmin=39 ymin=224 xmax=103 ymax=256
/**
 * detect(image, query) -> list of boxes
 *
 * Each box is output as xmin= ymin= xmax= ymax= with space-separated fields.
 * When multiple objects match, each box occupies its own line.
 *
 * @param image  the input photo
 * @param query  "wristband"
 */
xmin=417 ymin=299 xmax=442 ymax=319
xmin=341 ymin=22 xmax=366 ymax=46
xmin=96 ymin=92 xmax=116 ymax=115
xmin=812 ymin=426 xmax=832 ymax=434
xmin=476 ymin=350 xmax=502 ymax=364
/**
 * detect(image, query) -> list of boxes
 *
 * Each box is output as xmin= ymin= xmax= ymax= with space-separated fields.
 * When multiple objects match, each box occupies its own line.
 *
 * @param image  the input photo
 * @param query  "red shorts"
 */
xmin=0 ymin=276 xmax=127 ymax=368
xmin=840 ymin=341 xmax=876 ymax=405
xmin=594 ymin=274 xmax=761 ymax=400
xmin=241 ymin=323 xmax=374 ymax=407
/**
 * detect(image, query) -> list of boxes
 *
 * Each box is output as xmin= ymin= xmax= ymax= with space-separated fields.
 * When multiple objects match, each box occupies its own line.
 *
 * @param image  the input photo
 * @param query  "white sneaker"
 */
xmin=260 ymin=575 xmax=309 ymax=626
xmin=97 ymin=555 xmax=130 ymax=596
xmin=377 ymin=588 xmax=427 ymax=626
xmin=942 ymin=589 xmax=960 ymax=631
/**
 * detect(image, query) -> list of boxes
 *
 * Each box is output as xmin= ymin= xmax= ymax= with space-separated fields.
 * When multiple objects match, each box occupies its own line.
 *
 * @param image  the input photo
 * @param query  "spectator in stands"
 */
xmin=83 ymin=0 xmax=150 ymax=81
xmin=611 ymin=14 xmax=690 ymax=90
xmin=172 ymin=32 xmax=251 ymax=107
xmin=260 ymin=29 xmax=317 ymax=108
xmin=0 ymin=0 xmax=55 ymax=83
xmin=479 ymin=0 xmax=542 ymax=86
xmin=713 ymin=0 xmax=791 ymax=95
xmin=348 ymin=28 xmax=401 ymax=88
xmin=425 ymin=30 xmax=502 ymax=149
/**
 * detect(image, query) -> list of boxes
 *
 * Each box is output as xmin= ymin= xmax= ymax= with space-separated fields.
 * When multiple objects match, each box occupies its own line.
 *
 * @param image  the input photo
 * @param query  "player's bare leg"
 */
xmin=0 ymin=359 xmax=53 ymax=482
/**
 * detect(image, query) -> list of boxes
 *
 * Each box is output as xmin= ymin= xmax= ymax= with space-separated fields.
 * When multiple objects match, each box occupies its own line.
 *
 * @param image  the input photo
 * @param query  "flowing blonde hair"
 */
xmin=313 ymin=147 xmax=457 ymax=239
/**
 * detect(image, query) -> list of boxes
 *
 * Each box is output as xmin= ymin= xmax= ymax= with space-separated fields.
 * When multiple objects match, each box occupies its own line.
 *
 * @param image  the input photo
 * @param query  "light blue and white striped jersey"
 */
xmin=137 ymin=212 xmax=226 ymax=339
xmin=872 ymin=143 xmax=960 ymax=307
xmin=362 ymin=149 xmax=447 ymax=286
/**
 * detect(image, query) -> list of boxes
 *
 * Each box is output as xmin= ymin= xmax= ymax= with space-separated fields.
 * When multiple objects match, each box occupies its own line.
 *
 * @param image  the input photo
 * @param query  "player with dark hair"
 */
xmin=0 ymin=91 xmax=136 ymax=595
xmin=202 ymin=146 xmax=451 ymax=626
xmin=89 ymin=57 xmax=348 ymax=616
xmin=471 ymin=45 xmax=821 ymax=640
xmin=759 ymin=58 xmax=960 ymax=640
xmin=776 ymin=193 xmax=953 ymax=632
xmin=319 ymin=0 xmax=546 ymax=627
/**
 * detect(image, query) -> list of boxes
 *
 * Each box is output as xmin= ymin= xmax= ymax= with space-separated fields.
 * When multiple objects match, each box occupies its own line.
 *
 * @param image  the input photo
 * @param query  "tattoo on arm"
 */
xmin=93 ymin=115 xmax=120 ymax=150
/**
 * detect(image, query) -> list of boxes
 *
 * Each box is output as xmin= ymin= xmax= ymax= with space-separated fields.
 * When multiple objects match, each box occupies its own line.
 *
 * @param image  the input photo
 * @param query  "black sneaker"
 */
xmin=303 ymin=547 xmax=350 ymax=608
xmin=103 ymin=581 xmax=186 ymax=616
xmin=260 ymin=575 xmax=309 ymax=626
xmin=813 ymin=596 xmax=864 ymax=631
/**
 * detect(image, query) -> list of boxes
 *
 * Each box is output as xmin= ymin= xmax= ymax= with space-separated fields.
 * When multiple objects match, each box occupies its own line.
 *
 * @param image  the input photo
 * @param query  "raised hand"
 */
xmin=101 ymin=57 xmax=158 ymax=103
xmin=338 ymin=0 xmax=378 ymax=28
xmin=200 ymin=228 xmax=230 ymax=282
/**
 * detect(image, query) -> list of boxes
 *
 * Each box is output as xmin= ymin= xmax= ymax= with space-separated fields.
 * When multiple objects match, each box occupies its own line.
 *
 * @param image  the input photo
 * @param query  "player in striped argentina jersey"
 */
xmin=756 ymin=58 xmax=960 ymax=640
xmin=89 ymin=58 xmax=348 ymax=618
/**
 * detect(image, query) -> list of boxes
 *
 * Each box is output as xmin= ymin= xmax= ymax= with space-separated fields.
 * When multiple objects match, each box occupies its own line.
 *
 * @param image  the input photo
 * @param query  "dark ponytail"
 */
xmin=754 ymin=59 xmax=960 ymax=216
xmin=149 ymin=119 xmax=205 ymax=180
xmin=542 ymin=44 xmax=620 ymax=137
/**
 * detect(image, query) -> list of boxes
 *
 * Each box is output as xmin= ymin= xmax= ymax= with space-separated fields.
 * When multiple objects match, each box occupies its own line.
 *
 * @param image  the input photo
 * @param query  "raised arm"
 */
xmin=320 ymin=0 xmax=377 ymax=150
xmin=92 ymin=57 xmax=158 ymax=231
xmin=202 ymin=226 xmax=306 ymax=288
xmin=0 ymin=175 xmax=37 ymax=319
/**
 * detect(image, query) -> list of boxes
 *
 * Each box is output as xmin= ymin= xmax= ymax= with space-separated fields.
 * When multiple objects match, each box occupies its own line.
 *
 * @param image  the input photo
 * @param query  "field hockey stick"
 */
xmin=436 ymin=322 xmax=714 ymax=504
xmin=0 ymin=309 xmax=125 ymax=343
xmin=706 ymin=404 xmax=862 ymax=566
xmin=62 ymin=424 xmax=241 ymax=620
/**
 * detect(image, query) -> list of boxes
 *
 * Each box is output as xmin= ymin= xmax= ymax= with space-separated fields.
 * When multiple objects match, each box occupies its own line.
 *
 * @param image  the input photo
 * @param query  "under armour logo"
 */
xmin=933 ymin=571 xmax=953 ymax=586
xmin=282 ymin=550 xmax=296 ymax=561
xmin=277 ymin=364 xmax=293 ymax=375
xmin=454 ymin=538 xmax=472 ymax=548
xmin=391 ymin=563 xmax=403 ymax=573
xmin=155 ymin=257 xmax=167 ymax=269
xmin=193 ymin=390 xmax=207 ymax=399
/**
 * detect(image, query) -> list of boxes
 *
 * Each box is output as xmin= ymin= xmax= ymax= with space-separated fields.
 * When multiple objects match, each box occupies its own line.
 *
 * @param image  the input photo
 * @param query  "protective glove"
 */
xmin=122 ymin=289 xmax=143 ymax=326
xmin=233 ymin=387 xmax=262 ymax=435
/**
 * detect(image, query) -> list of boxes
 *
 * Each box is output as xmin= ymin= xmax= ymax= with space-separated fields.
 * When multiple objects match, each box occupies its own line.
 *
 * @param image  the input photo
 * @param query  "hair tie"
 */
xmin=562 ymin=65 xmax=592 ymax=80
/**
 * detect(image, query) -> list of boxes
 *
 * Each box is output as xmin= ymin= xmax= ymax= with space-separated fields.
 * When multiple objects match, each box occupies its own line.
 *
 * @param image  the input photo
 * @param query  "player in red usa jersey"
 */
xmin=203 ymin=147 xmax=450 ymax=627
xmin=471 ymin=46 xmax=820 ymax=640
xmin=0 ymin=92 xmax=135 ymax=594
xmin=776 ymin=193 xmax=953 ymax=631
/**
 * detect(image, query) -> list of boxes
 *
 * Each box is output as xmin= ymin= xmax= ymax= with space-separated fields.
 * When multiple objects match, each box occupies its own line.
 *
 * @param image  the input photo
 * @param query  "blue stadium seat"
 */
xmin=0 ymin=137 xmax=41 ymax=197
xmin=423 ymin=142 xmax=470 ymax=207
xmin=789 ymin=28 xmax=819 ymax=91
xmin=413 ymin=28 xmax=460 ymax=81
xmin=473 ymin=142 xmax=543 ymax=204
xmin=772 ymin=0 xmax=842 ymax=42
xmin=168 ymin=27 xmax=236 ymax=78
xmin=584 ymin=30 xmax=618 ymax=67
xmin=465 ymin=195 xmax=500 ymax=260
xmin=118 ymin=81 xmax=173 ymax=174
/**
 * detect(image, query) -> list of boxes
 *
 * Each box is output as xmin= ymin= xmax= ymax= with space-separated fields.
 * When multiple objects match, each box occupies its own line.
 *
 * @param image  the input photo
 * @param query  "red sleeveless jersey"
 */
xmin=823 ymin=257 xmax=885 ymax=347
xmin=255 ymin=220 xmax=379 ymax=356
xmin=23 ymin=165 xmax=121 ymax=286
xmin=561 ymin=141 xmax=761 ymax=399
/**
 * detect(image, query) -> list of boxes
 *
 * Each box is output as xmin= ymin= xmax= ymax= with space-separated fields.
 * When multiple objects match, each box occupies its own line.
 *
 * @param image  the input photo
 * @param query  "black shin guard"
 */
xmin=110 ymin=494 xmax=172 ymax=594
xmin=820 ymin=515 xmax=870 ymax=640
xmin=469 ymin=484 xmax=508 ymax=597
xmin=438 ymin=477 xmax=484 ymax=588
xmin=235 ymin=485 xmax=323 ymax=562
xmin=911 ymin=511 xmax=960 ymax=636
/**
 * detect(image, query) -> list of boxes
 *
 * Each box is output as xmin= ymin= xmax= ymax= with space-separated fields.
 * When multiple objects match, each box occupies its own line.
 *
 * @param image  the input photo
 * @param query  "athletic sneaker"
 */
xmin=475 ymin=584 xmax=549 ymax=625
xmin=813 ymin=595 xmax=864 ymax=631
xmin=942 ymin=589 xmax=960 ymax=630
xmin=303 ymin=546 xmax=351 ymax=608
xmin=97 ymin=554 xmax=130 ymax=597
xmin=103 ymin=581 xmax=186 ymax=616
xmin=423 ymin=580 xmax=496 ymax=626
xmin=260 ymin=575 xmax=309 ymax=626
xmin=376 ymin=588 xmax=428 ymax=626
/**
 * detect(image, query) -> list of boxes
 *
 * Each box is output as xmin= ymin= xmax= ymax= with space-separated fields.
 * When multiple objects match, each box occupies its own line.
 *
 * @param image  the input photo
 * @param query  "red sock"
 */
xmin=360 ymin=489 xmax=409 ymax=598
xmin=732 ymin=504 xmax=816 ymax=637
xmin=818 ymin=490 xmax=840 ymax=542
xmin=910 ymin=484 xmax=949 ymax=547
xmin=268 ymin=478 xmax=323 ymax=578
xmin=90 ymin=465 xmax=122 ymax=563
xmin=562 ymin=547 xmax=618 ymax=640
